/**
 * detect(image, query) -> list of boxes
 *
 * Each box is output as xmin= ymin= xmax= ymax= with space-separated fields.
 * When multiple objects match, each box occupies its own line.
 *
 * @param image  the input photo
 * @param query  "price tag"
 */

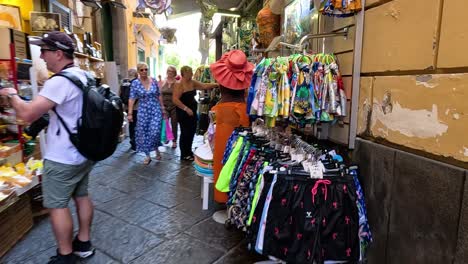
xmin=296 ymin=153 xmax=305 ymax=161
xmin=302 ymin=161 xmax=311 ymax=172
xmin=309 ymin=163 xmax=323 ymax=179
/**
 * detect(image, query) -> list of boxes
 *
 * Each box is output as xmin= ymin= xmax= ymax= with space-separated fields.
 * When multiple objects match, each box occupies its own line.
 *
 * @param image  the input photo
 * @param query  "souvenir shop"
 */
xmin=0 ymin=0 xmax=110 ymax=257
xmin=194 ymin=0 xmax=371 ymax=263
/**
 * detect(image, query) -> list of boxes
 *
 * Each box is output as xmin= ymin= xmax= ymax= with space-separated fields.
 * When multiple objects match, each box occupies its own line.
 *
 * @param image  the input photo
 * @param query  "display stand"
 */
xmin=0 ymin=43 xmax=27 ymax=162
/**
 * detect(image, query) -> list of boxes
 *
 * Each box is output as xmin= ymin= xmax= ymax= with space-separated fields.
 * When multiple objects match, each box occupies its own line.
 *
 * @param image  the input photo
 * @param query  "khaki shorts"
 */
xmin=42 ymin=159 xmax=95 ymax=209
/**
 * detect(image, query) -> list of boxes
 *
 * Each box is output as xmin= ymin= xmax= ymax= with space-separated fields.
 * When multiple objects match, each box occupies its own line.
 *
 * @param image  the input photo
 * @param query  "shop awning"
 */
xmin=170 ymin=0 xmax=245 ymax=18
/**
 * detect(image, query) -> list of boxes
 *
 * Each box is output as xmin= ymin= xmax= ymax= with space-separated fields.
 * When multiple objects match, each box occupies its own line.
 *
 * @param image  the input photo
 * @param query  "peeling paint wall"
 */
xmin=358 ymin=74 xmax=468 ymax=162
xmin=356 ymin=0 xmax=468 ymax=163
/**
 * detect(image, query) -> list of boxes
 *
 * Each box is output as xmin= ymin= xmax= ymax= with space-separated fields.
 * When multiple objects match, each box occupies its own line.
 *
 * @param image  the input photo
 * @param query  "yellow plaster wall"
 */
xmin=0 ymin=0 xmax=33 ymax=21
xmin=361 ymin=0 xmax=441 ymax=73
xmin=355 ymin=0 xmax=468 ymax=163
xmin=437 ymin=0 xmax=468 ymax=68
xmin=0 ymin=0 xmax=33 ymax=33
xmin=124 ymin=0 xmax=137 ymax=68
xmin=123 ymin=0 xmax=160 ymax=70
xmin=368 ymin=74 xmax=468 ymax=162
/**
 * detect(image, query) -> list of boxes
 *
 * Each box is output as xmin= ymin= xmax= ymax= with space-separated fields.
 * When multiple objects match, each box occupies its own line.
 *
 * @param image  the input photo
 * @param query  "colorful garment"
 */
xmin=130 ymin=78 xmax=162 ymax=155
xmin=350 ymin=168 xmax=373 ymax=261
xmin=212 ymin=102 xmax=250 ymax=203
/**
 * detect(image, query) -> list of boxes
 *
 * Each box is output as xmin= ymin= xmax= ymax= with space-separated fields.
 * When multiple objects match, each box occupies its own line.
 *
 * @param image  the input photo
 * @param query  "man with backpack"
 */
xmin=120 ymin=68 xmax=138 ymax=151
xmin=0 ymin=31 xmax=112 ymax=264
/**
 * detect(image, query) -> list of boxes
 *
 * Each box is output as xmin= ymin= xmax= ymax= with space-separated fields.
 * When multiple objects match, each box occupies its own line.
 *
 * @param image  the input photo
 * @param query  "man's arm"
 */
xmin=0 ymin=88 xmax=56 ymax=123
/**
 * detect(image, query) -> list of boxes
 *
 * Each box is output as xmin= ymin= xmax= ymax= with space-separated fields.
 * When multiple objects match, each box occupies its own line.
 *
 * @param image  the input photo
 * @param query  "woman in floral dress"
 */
xmin=128 ymin=63 xmax=165 ymax=165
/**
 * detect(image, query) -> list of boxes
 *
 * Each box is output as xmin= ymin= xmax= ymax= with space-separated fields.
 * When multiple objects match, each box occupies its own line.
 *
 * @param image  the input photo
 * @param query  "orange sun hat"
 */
xmin=210 ymin=50 xmax=254 ymax=90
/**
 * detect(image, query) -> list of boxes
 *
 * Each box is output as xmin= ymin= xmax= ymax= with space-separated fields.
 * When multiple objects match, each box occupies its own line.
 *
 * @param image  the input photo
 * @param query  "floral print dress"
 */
xmin=130 ymin=78 xmax=162 ymax=155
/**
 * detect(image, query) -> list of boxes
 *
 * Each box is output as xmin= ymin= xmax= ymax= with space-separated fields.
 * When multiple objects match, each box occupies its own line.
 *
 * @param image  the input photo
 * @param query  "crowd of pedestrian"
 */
xmin=122 ymin=64 xmax=219 ymax=163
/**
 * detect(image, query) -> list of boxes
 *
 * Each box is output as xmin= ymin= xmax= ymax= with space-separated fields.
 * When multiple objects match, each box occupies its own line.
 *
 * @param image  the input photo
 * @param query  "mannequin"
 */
xmin=209 ymin=50 xmax=254 ymax=223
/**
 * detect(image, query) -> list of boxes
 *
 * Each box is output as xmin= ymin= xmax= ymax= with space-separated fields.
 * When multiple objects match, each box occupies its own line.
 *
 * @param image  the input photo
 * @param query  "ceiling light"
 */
xmin=81 ymin=0 xmax=102 ymax=9
xmin=216 ymin=12 xmax=240 ymax=18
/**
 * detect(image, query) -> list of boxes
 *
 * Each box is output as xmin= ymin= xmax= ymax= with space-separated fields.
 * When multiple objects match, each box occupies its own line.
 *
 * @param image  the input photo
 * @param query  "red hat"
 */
xmin=210 ymin=50 xmax=254 ymax=90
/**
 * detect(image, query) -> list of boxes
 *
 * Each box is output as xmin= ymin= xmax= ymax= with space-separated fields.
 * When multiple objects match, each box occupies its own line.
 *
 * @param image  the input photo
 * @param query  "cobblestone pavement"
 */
xmin=2 ymin=137 xmax=266 ymax=264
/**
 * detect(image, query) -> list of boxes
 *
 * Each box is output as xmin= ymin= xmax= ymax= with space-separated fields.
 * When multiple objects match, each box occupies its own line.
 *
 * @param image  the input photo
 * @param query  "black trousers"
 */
xmin=178 ymin=114 xmax=197 ymax=158
xmin=129 ymin=110 xmax=137 ymax=149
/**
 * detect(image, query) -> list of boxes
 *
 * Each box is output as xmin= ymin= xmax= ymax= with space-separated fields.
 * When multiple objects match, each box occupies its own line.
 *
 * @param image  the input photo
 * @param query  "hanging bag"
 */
xmin=165 ymin=118 xmax=174 ymax=141
xmin=161 ymin=119 xmax=167 ymax=143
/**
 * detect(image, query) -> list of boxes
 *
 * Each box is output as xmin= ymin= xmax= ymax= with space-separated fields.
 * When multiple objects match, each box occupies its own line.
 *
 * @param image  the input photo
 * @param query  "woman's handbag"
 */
xmin=165 ymin=118 xmax=174 ymax=141
xmin=161 ymin=119 xmax=167 ymax=143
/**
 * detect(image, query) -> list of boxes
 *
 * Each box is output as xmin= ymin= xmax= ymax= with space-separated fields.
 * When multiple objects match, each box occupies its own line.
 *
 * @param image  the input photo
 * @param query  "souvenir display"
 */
xmin=256 ymin=6 xmax=281 ymax=48
xmin=320 ymin=0 xmax=362 ymax=17
xmin=248 ymin=54 xmax=347 ymax=128
xmin=216 ymin=125 xmax=372 ymax=263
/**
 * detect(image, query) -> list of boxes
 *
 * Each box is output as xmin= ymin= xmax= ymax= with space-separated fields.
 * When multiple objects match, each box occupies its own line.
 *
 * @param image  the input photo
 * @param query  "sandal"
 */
xmin=181 ymin=155 xmax=194 ymax=161
xmin=172 ymin=142 xmax=177 ymax=149
xmin=143 ymin=157 xmax=152 ymax=165
xmin=156 ymin=153 xmax=162 ymax=160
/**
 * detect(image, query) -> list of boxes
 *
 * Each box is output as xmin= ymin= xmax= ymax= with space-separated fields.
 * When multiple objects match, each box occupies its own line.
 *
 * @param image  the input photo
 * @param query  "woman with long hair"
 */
xmin=128 ymin=62 xmax=165 ymax=165
xmin=172 ymin=66 xmax=218 ymax=161
xmin=160 ymin=66 xmax=178 ymax=148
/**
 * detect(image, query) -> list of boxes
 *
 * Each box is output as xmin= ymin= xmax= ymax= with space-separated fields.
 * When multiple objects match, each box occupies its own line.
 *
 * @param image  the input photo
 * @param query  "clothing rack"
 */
xmin=278 ymin=27 xmax=349 ymax=52
xmin=217 ymin=128 xmax=373 ymax=263
xmin=292 ymin=135 xmax=320 ymax=156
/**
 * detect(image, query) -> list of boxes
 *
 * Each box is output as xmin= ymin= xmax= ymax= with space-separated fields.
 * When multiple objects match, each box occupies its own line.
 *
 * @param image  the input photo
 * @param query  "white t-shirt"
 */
xmin=39 ymin=67 xmax=87 ymax=165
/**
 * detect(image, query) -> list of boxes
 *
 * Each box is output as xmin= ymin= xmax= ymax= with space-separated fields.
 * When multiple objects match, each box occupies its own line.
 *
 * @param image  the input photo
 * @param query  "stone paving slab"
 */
xmin=1 ymin=137 xmax=266 ymax=263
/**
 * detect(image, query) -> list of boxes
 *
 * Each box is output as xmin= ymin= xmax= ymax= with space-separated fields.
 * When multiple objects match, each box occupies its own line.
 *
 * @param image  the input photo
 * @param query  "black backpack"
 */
xmin=52 ymin=71 xmax=124 ymax=161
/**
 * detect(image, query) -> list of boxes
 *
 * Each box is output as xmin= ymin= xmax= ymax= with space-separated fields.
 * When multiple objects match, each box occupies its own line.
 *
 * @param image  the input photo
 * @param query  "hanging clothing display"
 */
xmin=248 ymin=54 xmax=347 ymax=128
xmin=216 ymin=126 xmax=372 ymax=263
xmin=320 ymin=0 xmax=362 ymax=17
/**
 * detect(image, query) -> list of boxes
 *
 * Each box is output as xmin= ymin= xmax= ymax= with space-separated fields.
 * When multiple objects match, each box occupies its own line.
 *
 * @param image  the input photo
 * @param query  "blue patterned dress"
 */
xmin=130 ymin=78 xmax=162 ymax=155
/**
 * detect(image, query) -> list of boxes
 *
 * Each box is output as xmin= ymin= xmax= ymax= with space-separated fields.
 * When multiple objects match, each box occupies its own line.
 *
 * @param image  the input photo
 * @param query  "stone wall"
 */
xmin=357 ymin=0 xmax=468 ymax=164
xmin=353 ymin=138 xmax=468 ymax=263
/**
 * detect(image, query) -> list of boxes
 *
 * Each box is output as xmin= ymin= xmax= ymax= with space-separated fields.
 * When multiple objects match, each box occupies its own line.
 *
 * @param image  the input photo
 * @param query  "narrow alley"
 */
xmin=2 ymin=138 xmax=266 ymax=264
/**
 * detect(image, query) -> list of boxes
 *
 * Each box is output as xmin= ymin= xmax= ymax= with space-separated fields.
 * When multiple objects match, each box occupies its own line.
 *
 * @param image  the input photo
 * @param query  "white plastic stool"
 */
xmin=196 ymin=172 xmax=213 ymax=210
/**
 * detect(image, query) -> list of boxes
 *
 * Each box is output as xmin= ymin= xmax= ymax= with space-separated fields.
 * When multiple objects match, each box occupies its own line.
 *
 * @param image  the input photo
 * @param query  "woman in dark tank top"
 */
xmin=172 ymin=65 xmax=219 ymax=161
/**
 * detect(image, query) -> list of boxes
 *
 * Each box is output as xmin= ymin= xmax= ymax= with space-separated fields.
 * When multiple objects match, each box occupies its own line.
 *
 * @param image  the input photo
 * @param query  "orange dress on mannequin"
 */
xmin=212 ymin=102 xmax=250 ymax=203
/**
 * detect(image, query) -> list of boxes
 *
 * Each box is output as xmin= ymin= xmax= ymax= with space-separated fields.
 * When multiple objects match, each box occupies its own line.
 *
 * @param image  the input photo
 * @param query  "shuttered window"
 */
xmin=49 ymin=0 xmax=72 ymax=32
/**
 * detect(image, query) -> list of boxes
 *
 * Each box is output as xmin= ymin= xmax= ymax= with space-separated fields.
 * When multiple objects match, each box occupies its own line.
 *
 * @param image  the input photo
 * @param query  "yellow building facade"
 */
xmin=123 ymin=0 xmax=161 ymax=76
